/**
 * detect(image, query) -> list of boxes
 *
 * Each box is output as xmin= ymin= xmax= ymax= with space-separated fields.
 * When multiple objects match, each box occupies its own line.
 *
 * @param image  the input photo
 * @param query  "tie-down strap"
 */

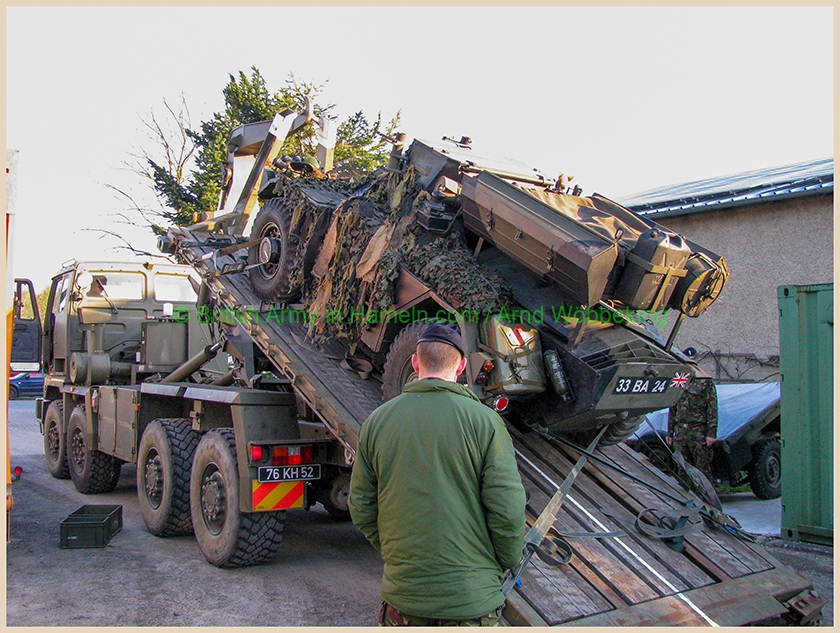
xmin=635 ymin=505 xmax=703 ymax=539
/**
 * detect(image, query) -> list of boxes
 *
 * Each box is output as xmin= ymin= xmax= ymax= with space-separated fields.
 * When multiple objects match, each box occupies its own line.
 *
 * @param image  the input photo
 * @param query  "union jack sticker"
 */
xmin=671 ymin=372 xmax=691 ymax=388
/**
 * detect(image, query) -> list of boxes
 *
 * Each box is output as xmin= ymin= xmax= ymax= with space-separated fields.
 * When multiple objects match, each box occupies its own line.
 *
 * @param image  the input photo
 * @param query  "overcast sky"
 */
xmin=6 ymin=5 xmax=834 ymax=291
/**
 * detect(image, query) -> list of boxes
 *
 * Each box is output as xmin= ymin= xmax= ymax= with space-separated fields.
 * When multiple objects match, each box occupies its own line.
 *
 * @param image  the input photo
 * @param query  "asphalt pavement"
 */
xmin=5 ymin=400 xmax=385 ymax=627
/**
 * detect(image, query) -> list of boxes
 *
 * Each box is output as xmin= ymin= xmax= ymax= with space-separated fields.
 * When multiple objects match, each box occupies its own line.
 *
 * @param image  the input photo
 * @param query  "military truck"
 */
xmin=628 ymin=382 xmax=783 ymax=499
xmin=31 ymin=259 xmax=356 ymax=566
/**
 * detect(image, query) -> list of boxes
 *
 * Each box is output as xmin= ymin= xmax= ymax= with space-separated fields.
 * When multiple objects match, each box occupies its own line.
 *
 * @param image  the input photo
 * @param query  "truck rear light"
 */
xmin=271 ymin=445 xmax=314 ymax=466
xmin=475 ymin=359 xmax=495 ymax=385
xmin=250 ymin=445 xmax=264 ymax=462
xmin=493 ymin=396 xmax=509 ymax=412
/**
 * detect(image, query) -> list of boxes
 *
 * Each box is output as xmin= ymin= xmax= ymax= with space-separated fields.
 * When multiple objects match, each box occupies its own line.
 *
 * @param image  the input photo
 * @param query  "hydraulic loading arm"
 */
xmin=192 ymin=96 xmax=336 ymax=237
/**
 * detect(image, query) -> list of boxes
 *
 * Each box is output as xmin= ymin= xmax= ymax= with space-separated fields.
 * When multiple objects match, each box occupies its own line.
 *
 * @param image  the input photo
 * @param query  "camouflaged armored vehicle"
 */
xmin=212 ymin=114 xmax=729 ymax=447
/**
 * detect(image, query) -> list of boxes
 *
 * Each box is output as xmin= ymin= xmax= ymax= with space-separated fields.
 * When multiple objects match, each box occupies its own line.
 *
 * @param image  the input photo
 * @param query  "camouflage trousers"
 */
xmin=378 ymin=601 xmax=502 ymax=626
xmin=673 ymin=424 xmax=713 ymax=481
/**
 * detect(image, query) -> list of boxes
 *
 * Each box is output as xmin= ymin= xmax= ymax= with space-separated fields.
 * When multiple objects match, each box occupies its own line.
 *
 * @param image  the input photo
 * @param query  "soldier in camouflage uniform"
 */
xmin=667 ymin=375 xmax=718 ymax=481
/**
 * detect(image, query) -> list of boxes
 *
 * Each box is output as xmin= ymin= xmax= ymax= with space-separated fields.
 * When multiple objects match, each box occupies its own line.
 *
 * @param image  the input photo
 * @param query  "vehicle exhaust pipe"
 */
xmin=162 ymin=342 xmax=223 ymax=383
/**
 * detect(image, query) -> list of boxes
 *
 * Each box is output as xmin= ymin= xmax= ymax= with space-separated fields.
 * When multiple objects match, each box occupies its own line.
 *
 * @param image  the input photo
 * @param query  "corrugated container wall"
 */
xmin=777 ymin=284 xmax=833 ymax=545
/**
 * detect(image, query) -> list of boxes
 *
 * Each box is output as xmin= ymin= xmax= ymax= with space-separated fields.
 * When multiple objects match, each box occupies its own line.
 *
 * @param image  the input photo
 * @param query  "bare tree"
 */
xmin=109 ymin=95 xmax=199 ymax=234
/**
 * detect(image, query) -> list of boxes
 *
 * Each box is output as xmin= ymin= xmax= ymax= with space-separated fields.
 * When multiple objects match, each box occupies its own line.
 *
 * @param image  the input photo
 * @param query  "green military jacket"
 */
xmin=349 ymin=379 xmax=526 ymax=620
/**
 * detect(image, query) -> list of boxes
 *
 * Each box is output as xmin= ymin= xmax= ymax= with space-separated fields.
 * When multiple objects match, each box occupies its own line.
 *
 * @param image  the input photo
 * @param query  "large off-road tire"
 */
xmin=570 ymin=416 xmax=645 ymax=448
xmin=247 ymin=198 xmax=299 ymax=302
xmin=44 ymin=400 xmax=70 ymax=479
xmin=382 ymin=321 xmax=430 ymax=402
xmin=320 ymin=473 xmax=352 ymax=520
xmin=748 ymin=437 xmax=781 ymax=500
xmin=66 ymin=405 xmax=122 ymax=494
xmin=137 ymin=418 xmax=200 ymax=537
xmin=190 ymin=428 xmax=286 ymax=568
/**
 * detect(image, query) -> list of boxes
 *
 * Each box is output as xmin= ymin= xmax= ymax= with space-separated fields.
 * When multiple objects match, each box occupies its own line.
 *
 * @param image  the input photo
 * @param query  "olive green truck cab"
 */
xmin=30 ymin=260 xmax=351 ymax=567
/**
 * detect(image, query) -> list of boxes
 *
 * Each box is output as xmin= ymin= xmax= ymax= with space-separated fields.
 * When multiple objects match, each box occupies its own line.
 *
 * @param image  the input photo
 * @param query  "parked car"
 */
xmin=9 ymin=372 xmax=44 ymax=400
xmin=626 ymin=382 xmax=782 ymax=499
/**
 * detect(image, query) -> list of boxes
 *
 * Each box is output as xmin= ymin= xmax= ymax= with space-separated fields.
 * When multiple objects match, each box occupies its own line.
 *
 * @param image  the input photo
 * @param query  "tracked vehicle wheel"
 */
xmin=382 ymin=321 xmax=430 ymax=401
xmin=191 ymin=429 xmax=285 ymax=568
xmin=599 ymin=416 xmax=645 ymax=446
xmin=137 ymin=418 xmax=200 ymax=536
xmin=247 ymin=198 xmax=298 ymax=302
xmin=44 ymin=401 xmax=70 ymax=479
xmin=66 ymin=405 xmax=121 ymax=494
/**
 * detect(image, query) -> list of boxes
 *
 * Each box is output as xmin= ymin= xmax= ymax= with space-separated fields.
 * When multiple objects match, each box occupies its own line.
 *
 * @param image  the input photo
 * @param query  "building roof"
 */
xmin=619 ymin=157 xmax=834 ymax=219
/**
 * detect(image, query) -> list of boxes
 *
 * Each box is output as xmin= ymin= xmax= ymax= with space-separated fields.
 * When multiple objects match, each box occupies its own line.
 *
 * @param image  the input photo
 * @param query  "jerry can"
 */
xmin=479 ymin=315 xmax=546 ymax=396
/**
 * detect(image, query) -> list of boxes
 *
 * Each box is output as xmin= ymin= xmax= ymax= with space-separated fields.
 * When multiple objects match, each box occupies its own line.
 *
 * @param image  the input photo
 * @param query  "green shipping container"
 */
xmin=777 ymin=283 xmax=833 ymax=546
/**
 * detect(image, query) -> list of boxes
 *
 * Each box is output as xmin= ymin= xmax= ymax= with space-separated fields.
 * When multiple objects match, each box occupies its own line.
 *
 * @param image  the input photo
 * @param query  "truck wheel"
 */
xmin=748 ymin=437 xmax=781 ymax=500
xmin=191 ymin=428 xmax=285 ymax=568
xmin=44 ymin=401 xmax=70 ymax=479
xmin=247 ymin=198 xmax=299 ymax=302
xmin=66 ymin=404 xmax=122 ymax=494
xmin=137 ymin=418 xmax=200 ymax=537
xmin=321 ymin=473 xmax=352 ymax=520
xmin=382 ymin=321 xmax=428 ymax=401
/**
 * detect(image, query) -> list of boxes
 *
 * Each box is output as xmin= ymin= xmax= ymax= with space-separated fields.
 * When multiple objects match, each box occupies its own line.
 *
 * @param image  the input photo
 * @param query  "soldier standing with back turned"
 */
xmin=349 ymin=323 xmax=526 ymax=626
xmin=667 ymin=372 xmax=718 ymax=482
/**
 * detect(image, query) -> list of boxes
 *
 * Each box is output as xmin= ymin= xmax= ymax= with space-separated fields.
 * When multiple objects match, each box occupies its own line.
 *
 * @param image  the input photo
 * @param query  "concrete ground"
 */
xmin=720 ymin=492 xmax=833 ymax=626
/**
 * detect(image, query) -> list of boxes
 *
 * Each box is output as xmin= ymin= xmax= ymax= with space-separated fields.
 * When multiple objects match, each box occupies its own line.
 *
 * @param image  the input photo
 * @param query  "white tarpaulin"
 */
xmin=634 ymin=382 xmax=781 ymax=442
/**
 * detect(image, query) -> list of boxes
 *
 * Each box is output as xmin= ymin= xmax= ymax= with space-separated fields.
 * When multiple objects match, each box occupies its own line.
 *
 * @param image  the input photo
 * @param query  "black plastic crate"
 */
xmin=60 ymin=505 xmax=122 ymax=548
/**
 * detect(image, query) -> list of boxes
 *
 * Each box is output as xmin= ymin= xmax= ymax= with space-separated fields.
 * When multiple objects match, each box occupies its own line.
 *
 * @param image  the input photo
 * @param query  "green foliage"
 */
xmin=149 ymin=67 xmax=400 ymax=227
xmin=334 ymin=110 xmax=400 ymax=179
xmin=19 ymin=286 xmax=50 ymax=324
xmin=147 ymin=161 xmax=198 ymax=232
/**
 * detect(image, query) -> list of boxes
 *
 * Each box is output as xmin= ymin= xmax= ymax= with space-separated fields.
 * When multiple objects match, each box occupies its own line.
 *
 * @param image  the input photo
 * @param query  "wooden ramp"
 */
xmin=503 ymin=427 xmax=815 ymax=626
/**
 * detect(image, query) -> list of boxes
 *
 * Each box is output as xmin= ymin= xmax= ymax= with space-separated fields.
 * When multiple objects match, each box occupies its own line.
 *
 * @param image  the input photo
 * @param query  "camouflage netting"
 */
xmin=259 ymin=166 xmax=514 ymax=351
xmin=265 ymin=172 xmax=372 ymax=295
xmin=401 ymin=229 xmax=514 ymax=315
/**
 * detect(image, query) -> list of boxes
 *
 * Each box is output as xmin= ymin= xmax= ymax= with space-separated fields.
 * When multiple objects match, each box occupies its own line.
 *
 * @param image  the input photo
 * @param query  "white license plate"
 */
xmin=257 ymin=464 xmax=321 ymax=483
xmin=613 ymin=377 xmax=670 ymax=395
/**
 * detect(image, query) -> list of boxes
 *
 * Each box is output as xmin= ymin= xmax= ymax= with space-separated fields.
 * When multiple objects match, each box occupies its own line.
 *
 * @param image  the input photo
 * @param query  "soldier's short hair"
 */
xmin=416 ymin=340 xmax=462 ymax=375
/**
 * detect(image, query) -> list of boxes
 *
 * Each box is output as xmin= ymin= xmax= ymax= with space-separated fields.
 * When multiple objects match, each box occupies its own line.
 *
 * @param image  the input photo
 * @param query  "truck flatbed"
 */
xmin=174 ymin=226 xmax=821 ymax=626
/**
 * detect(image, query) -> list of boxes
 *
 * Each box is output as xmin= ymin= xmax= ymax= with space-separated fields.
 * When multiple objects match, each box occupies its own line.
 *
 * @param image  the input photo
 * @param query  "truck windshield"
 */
xmin=84 ymin=272 xmax=144 ymax=301
xmin=154 ymin=274 xmax=197 ymax=303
